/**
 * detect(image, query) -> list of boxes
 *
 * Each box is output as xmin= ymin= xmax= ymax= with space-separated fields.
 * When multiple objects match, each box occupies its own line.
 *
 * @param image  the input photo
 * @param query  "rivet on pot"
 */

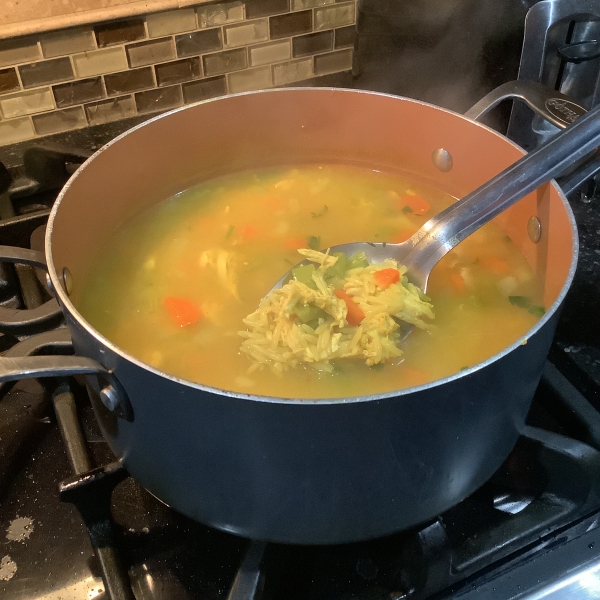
xmin=99 ymin=384 xmax=120 ymax=412
xmin=432 ymin=148 xmax=453 ymax=172
xmin=62 ymin=267 xmax=73 ymax=295
xmin=527 ymin=216 xmax=542 ymax=243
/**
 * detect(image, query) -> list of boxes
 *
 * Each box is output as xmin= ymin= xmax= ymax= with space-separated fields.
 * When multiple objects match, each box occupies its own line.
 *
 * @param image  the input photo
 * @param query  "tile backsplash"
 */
xmin=0 ymin=0 xmax=356 ymax=146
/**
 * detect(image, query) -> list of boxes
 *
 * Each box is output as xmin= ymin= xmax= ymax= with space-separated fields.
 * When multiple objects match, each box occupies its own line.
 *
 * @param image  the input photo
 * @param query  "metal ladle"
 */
xmin=272 ymin=101 xmax=600 ymax=305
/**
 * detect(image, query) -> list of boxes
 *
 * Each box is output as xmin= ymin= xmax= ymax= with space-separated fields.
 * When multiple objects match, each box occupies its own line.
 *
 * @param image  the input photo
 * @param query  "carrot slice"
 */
xmin=334 ymin=289 xmax=365 ymax=326
xmin=374 ymin=268 xmax=400 ymax=289
xmin=449 ymin=272 xmax=466 ymax=292
xmin=164 ymin=297 xmax=202 ymax=327
xmin=241 ymin=225 xmax=259 ymax=240
xmin=402 ymin=194 xmax=430 ymax=215
xmin=284 ymin=237 xmax=307 ymax=249
xmin=480 ymin=255 xmax=510 ymax=275
xmin=391 ymin=229 xmax=413 ymax=243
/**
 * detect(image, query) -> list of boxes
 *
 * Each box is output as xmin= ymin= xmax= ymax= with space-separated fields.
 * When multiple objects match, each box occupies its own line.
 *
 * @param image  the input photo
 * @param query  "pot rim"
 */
xmin=45 ymin=87 xmax=579 ymax=406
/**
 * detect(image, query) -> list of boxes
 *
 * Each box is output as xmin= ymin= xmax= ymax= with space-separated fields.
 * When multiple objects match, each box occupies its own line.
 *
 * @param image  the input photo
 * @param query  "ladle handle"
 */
xmin=405 ymin=101 xmax=600 ymax=284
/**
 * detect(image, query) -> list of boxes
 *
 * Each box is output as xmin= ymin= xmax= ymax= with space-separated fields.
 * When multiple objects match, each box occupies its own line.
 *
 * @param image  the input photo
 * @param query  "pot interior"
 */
xmin=48 ymin=88 xmax=576 ymax=334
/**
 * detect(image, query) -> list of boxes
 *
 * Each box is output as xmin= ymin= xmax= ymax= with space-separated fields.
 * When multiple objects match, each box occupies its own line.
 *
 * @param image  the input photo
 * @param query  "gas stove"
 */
xmin=2 ymin=1 xmax=600 ymax=599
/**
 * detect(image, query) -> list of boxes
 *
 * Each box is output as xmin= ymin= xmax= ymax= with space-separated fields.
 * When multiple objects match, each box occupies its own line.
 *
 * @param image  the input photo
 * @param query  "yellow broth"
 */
xmin=74 ymin=165 xmax=543 ymax=398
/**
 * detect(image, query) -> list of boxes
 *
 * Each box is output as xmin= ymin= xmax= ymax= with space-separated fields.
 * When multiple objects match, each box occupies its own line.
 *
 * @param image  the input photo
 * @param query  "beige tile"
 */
xmin=292 ymin=0 xmax=334 ymax=8
xmin=249 ymin=40 xmax=291 ymax=66
xmin=314 ymin=2 xmax=355 ymax=30
xmin=0 ymin=87 xmax=54 ymax=119
xmin=32 ymin=106 xmax=86 ymax=135
xmin=197 ymin=1 xmax=244 ymax=27
xmin=127 ymin=38 xmax=175 ymax=68
xmin=224 ymin=19 xmax=269 ymax=48
xmin=146 ymin=9 xmax=197 ymax=38
xmin=0 ymin=117 xmax=36 ymax=144
xmin=73 ymin=47 xmax=128 ymax=77
xmin=203 ymin=48 xmax=247 ymax=76
xmin=272 ymin=57 xmax=313 ymax=86
xmin=40 ymin=28 xmax=96 ymax=58
xmin=314 ymin=48 xmax=352 ymax=75
xmin=85 ymin=95 xmax=136 ymax=125
xmin=0 ymin=38 xmax=40 ymax=68
xmin=227 ymin=65 xmax=272 ymax=93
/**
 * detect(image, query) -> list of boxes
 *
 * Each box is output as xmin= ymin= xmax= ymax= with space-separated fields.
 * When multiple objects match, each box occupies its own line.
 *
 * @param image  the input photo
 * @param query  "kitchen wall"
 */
xmin=0 ymin=0 xmax=356 ymax=146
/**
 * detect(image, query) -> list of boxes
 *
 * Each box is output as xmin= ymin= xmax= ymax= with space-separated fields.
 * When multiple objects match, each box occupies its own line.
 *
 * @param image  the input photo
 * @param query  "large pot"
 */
xmin=0 ymin=83 xmax=582 ymax=545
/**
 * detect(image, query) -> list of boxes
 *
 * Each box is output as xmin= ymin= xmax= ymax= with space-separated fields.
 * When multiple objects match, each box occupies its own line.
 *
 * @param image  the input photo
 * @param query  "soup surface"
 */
xmin=75 ymin=165 xmax=544 ymax=398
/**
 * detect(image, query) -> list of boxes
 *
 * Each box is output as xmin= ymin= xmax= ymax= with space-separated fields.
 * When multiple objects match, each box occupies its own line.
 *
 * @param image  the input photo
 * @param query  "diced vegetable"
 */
xmin=508 ymin=295 xmax=545 ymax=317
xmin=241 ymin=225 xmax=258 ymax=240
xmin=450 ymin=272 xmax=466 ymax=292
xmin=401 ymin=194 xmax=431 ymax=215
xmin=293 ymin=303 xmax=328 ymax=323
xmin=308 ymin=235 xmax=321 ymax=250
xmin=164 ymin=297 xmax=202 ymax=327
xmin=480 ymin=255 xmax=510 ymax=275
xmin=292 ymin=263 xmax=317 ymax=289
xmin=347 ymin=251 xmax=369 ymax=269
xmin=324 ymin=252 xmax=349 ymax=281
xmin=284 ymin=237 xmax=307 ymax=249
xmin=392 ymin=229 xmax=413 ymax=243
xmin=334 ymin=289 xmax=365 ymax=326
xmin=374 ymin=268 xmax=400 ymax=288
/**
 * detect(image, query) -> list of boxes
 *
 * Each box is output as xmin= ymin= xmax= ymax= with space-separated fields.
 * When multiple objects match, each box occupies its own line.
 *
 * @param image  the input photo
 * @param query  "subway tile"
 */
xmin=224 ymin=19 xmax=269 ymax=48
xmin=127 ymin=38 xmax=175 ymax=68
xmin=0 ymin=68 xmax=20 ymax=94
xmin=314 ymin=48 xmax=352 ymax=75
xmin=0 ymin=38 xmax=41 ymax=68
xmin=227 ymin=65 xmax=272 ymax=93
xmin=32 ymin=106 xmax=86 ymax=135
xmin=0 ymin=117 xmax=36 ymax=144
xmin=334 ymin=25 xmax=355 ymax=48
xmin=249 ymin=40 xmax=291 ymax=66
xmin=270 ymin=11 xmax=312 ymax=39
xmin=292 ymin=0 xmax=334 ymax=7
xmin=73 ymin=47 xmax=128 ymax=77
xmin=104 ymin=67 xmax=155 ymax=95
xmin=95 ymin=19 xmax=146 ymax=47
xmin=176 ymin=29 xmax=222 ymax=58
xmin=315 ymin=2 xmax=355 ymax=30
xmin=245 ymin=0 xmax=289 ymax=18
xmin=135 ymin=84 xmax=182 ymax=113
xmin=182 ymin=75 xmax=227 ymax=103
xmin=0 ymin=88 xmax=54 ymax=119
xmin=19 ymin=58 xmax=73 ymax=88
xmin=85 ymin=95 xmax=136 ymax=125
xmin=197 ymin=1 xmax=244 ymax=28
xmin=53 ymin=77 xmax=104 ymax=108
xmin=155 ymin=57 xmax=201 ymax=86
xmin=203 ymin=48 xmax=247 ymax=76
xmin=147 ymin=9 xmax=197 ymax=37
xmin=272 ymin=57 xmax=313 ymax=85
xmin=292 ymin=31 xmax=332 ymax=57
xmin=40 ymin=28 xmax=96 ymax=58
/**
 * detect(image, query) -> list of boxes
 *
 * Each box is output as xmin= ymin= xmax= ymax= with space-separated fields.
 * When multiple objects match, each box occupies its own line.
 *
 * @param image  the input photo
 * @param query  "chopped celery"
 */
xmin=293 ymin=303 xmax=328 ymax=323
xmin=348 ymin=252 xmax=369 ymax=269
xmin=292 ymin=264 xmax=317 ymax=289
xmin=324 ymin=252 xmax=349 ymax=281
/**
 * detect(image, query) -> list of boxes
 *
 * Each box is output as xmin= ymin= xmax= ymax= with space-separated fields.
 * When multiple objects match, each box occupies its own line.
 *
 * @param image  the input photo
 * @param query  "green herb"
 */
xmin=509 ymin=296 xmax=545 ymax=317
xmin=402 ymin=205 xmax=414 ymax=214
xmin=311 ymin=205 xmax=328 ymax=218
xmin=225 ymin=225 xmax=234 ymax=239
xmin=370 ymin=363 xmax=385 ymax=371
xmin=308 ymin=235 xmax=321 ymax=250
xmin=459 ymin=366 xmax=469 ymax=371
xmin=382 ymin=242 xmax=387 ymax=248
xmin=283 ymin=258 xmax=294 ymax=266
xmin=508 ymin=295 xmax=531 ymax=309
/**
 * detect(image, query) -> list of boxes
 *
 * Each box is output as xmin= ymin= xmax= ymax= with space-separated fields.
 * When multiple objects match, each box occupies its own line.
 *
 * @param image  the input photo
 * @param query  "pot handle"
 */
xmin=0 ymin=245 xmax=64 ymax=335
xmin=465 ymin=80 xmax=587 ymax=128
xmin=465 ymin=80 xmax=599 ymax=195
xmin=0 ymin=329 xmax=133 ymax=421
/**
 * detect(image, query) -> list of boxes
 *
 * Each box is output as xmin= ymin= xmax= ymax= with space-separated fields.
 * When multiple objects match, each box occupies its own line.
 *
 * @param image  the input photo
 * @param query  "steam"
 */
xmin=355 ymin=0 xmax=534 ymax=117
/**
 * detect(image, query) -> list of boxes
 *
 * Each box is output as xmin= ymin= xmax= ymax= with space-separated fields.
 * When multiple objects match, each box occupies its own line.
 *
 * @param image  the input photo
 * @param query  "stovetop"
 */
xmin=1 ymin=88 xmax=600 ymax=600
